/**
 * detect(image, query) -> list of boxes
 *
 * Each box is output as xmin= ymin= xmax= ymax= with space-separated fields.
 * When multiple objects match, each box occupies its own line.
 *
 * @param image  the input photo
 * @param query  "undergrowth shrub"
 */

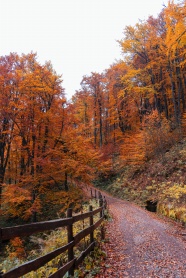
xmin=0 ymin=198 xmax=106 ymax=277
xmin=157 ymin=183 xmax=186 ymax=223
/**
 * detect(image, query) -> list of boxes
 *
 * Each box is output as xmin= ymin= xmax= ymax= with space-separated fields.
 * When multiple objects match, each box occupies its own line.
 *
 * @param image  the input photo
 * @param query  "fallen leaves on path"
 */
xmin=95 ymin=195 xmax=186 ymax=278
xmin=95 ymin=215 xmax=129 ymax=278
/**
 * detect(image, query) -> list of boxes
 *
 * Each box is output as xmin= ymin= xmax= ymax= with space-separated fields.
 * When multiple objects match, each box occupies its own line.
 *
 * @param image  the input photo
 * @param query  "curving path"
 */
xmin=94 ymin=191 xmax=186 ymax=278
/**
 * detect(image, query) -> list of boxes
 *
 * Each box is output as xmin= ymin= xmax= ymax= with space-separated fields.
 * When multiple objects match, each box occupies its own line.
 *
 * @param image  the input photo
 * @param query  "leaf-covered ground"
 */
xmin=97 ymin=139 xmax=186 ymax=223
xmin=96 ymin=193 xmax=186 ymax=278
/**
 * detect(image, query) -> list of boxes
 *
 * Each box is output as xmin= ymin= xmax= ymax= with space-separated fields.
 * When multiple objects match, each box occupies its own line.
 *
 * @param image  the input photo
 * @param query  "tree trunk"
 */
xmin=168 ymin=61 xmax=179 ymax=125
xmin=64 ymin=171 xmax=68 ymax=191
xmin=93 ymin=95 xmax=97 ymax=146
xmin=163 ymin=92 xmax=169 ymax=119
xmin=98 ymin=98 xmax=103 ymax=147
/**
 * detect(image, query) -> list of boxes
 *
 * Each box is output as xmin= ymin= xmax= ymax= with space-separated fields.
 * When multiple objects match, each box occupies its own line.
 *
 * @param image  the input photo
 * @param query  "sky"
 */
xmin=0 ymin=0 xmax=172 ymax=100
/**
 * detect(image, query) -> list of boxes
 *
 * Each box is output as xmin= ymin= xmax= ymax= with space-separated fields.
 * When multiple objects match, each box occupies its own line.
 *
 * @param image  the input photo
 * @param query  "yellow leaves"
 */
xmin=157 ymin=182 xmax=186 ymax=222
xmin=85 ymin=262 xmax=92 ymax=270
xmin=158 ymin=203 xmax=186 ymax=222
xmin=121 ymin=68 xmax=140 ymax=81
xmin=164 ymin=1 xmax=186 ymax=61
xmin=163 ymin=184 xmax=186 ymax=200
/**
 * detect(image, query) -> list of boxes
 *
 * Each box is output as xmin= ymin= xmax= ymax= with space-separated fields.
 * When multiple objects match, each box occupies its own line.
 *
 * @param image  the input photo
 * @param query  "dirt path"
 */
xmin=95 ymin=192 xmax=186 ymax=278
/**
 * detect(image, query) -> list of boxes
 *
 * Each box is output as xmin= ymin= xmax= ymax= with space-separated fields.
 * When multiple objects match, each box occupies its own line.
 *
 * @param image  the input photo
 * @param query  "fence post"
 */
xmin=90 ymin=188 xmax=93 ymax=198
xmin=99 ymin=195 xmax=103 ymax=218
xmin=104 ymin=196 xmax=107 ymax=209
xmin=67 ymin=208 xmax=74 ymax=277
xmin=0 ymin=229 xmax=3 ymax=277
xmin=99 ymin=195 xmax=105 ymax=240
xmin=98 ymin=191 xmax=101 ymax=199
xmin=94 ymin=189 xmax=97 ymax=199
xmin=89 ymin=205 xmax=94 ymax=243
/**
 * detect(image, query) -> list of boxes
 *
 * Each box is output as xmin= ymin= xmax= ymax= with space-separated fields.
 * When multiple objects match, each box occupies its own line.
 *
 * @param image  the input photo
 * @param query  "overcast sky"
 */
xmin=0 ymin=0 xmax=171 ymax=99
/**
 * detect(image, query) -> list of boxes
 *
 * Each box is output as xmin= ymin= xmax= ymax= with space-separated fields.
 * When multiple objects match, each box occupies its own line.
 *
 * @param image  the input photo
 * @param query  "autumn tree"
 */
xmin=2 ymin=0 xmax=186 ymax=221
xmin=164 ymin=0 xmax=186 ymax=124
xmin=0 ymin=53 xmax=106 ymax=221
xmin=0 ymin=53 xmax=21 ymax=200
xmin=80 ymin=73 xmax=105 ymax=147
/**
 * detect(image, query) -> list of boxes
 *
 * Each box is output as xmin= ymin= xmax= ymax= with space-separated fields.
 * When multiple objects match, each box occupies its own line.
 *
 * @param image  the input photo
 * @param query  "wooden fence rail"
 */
xmin=0 ymin=189 xmax=106 ymax=278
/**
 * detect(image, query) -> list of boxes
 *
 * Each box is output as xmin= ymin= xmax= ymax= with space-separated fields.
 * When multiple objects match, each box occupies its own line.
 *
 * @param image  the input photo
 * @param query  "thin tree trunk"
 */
xmin=168 ymin=61 xmax=179 ymax=124
xmin=163 ymin=92 xmax=169 ymax=119
xmin=98 ymin=98 xmax=103 ymax=147
xmin=64 ymin=171 xmax=68 ymax=191
xmin=94 ymin=95 xmax=97 ymax=146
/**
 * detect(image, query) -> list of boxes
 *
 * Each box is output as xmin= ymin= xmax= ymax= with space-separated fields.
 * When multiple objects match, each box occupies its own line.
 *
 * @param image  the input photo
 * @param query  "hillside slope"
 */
xmin=98 ymin=139 xmax=186 ymax=224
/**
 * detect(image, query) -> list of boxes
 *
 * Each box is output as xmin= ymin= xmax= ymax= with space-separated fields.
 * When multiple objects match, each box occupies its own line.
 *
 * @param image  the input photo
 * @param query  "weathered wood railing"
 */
xmin=0 ymin=189 xmax=106 ymax=278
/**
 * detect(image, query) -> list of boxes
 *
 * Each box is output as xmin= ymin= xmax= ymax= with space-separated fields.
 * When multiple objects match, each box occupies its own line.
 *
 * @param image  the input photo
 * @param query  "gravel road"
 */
xmin=95 ymin=192 xmax=186 ymax=278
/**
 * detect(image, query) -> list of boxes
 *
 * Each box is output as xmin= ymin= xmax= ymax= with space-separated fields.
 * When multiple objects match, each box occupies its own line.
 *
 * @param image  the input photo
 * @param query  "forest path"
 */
xmin=93 ymin=190 xmax=186 ymax=278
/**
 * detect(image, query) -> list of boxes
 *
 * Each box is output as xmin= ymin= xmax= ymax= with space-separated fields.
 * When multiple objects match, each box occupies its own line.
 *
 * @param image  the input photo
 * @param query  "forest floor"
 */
xmin=94 ymin=192 xmax=186 ymax=278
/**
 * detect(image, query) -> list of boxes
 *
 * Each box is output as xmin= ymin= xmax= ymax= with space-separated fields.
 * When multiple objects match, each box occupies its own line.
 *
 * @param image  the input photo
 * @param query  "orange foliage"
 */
xmin=9 ymin=237 xmax=26 ymax=259
xmin=1 ymin=1 xmax=186 ymax=222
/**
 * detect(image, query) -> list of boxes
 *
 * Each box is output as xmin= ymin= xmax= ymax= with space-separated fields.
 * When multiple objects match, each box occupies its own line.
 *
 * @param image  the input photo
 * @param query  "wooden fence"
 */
xmin=0 ymin=189 xmax=106 ymax=278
